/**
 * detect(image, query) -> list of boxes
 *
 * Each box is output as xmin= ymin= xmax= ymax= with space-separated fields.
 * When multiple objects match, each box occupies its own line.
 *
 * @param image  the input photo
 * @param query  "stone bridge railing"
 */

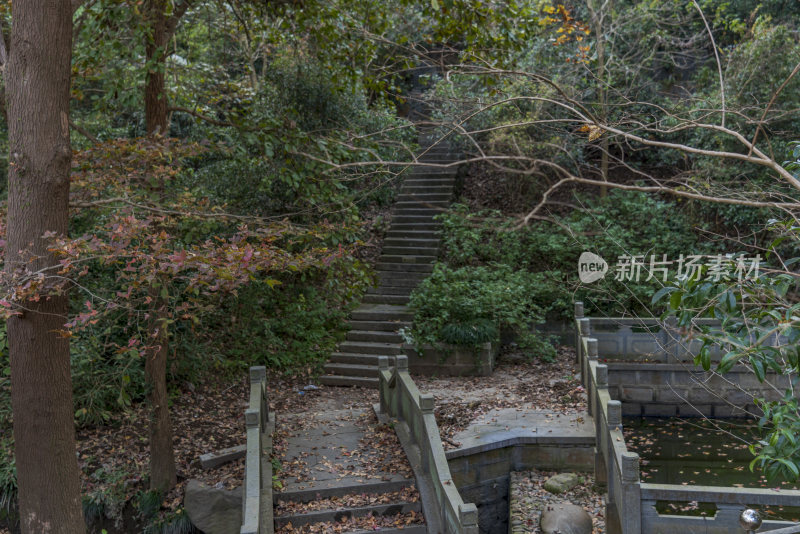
xmin=240 ymin=366 xmax=274 ymax=534
xmin=378 ymin=354 xmax=479 ymax=534
xmin=575 ymin=302 xmax=800 ymax=533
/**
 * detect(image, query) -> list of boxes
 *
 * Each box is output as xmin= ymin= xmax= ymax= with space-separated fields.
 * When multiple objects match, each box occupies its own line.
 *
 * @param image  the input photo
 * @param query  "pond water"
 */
xmin=623 ymin=417 xmax=800 ymax=522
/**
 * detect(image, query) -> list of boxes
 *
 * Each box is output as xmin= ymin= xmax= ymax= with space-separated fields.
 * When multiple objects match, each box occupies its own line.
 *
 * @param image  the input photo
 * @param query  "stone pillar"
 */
xmin=419 ymin=393 xmax=435 ymax=474
xmin=585 ymin=337 xmax=598 ymax=391
xmin=579 ymin=318 xmax=591 ymax=337
xmin=378 ymin=356 xmax=389 ymax=414
xmin=574 ymin=302 xmax=584 ymax=363
xmin=606 ymin=400 xmax=622 ymax=500
xmin=459 ymin=502 xmax=479 ymax=534
xmin=620 ymin=452 xmax=641 ymax=534
xmin=664 ymin=315 xmax=680 ymax=362
xmin=596 ymin=364 xmax=608 ymax=389
xmin=249 ymin=366 xmax=267 ymax=426
xmin=396 ymin=354 xmax=409 ymax=372
xmin=594 ymin=364 xmax=609 ymax=486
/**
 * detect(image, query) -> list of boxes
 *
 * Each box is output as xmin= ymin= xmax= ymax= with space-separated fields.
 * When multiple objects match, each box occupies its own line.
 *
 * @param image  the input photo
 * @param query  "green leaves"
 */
xmin=408 ymin=263 xmax=553 ymax=359
xmin=661 ymin=222 xmax=800 ymax=483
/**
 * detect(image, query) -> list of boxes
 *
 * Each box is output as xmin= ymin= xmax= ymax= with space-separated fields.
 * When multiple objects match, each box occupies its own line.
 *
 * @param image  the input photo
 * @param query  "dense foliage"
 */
xmin=1 ymin=0 xmax=799 ymax=527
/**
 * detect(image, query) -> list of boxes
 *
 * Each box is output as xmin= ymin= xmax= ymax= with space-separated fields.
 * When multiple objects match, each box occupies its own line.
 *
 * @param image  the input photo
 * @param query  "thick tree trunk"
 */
xmin=143 ymin=0 xmax=178 ymax=492
xmin=144 ymin=287 xmax=176 ymax=493
xmin=5 ymin=2 xmax=85 ymax=533
xmin=145 ymin=0 xmax=169 ymax=136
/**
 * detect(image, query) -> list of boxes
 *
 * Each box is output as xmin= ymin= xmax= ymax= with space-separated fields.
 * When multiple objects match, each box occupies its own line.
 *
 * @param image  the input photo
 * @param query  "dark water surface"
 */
xmin=623 ymin=417 xmax=800 ymax=522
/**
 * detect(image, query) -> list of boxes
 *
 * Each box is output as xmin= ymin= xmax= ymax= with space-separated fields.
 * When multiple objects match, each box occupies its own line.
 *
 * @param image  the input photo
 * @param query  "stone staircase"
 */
xmin=273 ymin=407 xmax=428 ymax=534
xmin=320 ymin=137 xmax=458 ymax=387
xmin=274 ymin=479 xmax=426 ymax=534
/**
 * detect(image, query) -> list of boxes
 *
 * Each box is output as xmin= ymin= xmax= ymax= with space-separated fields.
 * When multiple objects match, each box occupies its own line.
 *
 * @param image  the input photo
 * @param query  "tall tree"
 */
xmin=141 ymin=0 xmax=192 ymax=492
xmin=4 ymin=1 xmax=85 ymax=532
xmin=144 ymin=0 xmax=192 ymax=135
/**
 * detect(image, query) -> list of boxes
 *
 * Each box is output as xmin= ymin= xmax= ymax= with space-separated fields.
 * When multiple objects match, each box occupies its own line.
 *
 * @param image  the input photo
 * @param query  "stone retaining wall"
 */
xmin=571 ymin=311 xmax=788 ymax=418
xmin=403 ymin=342 xmax=496 ymax=377
xmin=608 ymin=362 xmax=787 ymax=418
xmin=445 ymin=438 xmax=594 ymax=534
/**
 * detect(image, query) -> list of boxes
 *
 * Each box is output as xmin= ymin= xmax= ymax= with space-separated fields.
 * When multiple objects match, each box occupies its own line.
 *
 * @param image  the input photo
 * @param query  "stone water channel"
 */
xmin=573 ymin=303 xmax=800 ymax=533
xmin=624 ymin=417 xmax=800 ymax=523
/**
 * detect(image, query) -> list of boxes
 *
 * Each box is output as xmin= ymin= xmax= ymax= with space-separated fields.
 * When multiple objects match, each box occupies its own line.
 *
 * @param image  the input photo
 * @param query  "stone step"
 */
xmin=318 ymin=375 xmax=379 ymax=387
xmin=376 ymin=275 xmax=427 ymax=288
xmin=398 ymin=187 xmax=453 ymax=196
xmin=406 ymin=170 xmax=457 ymax=178
xmin=362 ymin=294 xmax=411 ymax=305
xmin=399 ymin=185 xmax=453 ymax=195
xmin=376 ymin=262 xmax=434 ymax=273
xmin=377 ymin=255 xmax=436 ymax=265
xmin=405 ymin=164 xmax=458 ymax=174
xmin=417 ymin=153 xmax=459 ymax=162
xmin=275 ymin=480 xmax=414 ymax=503
xmin=329 ymin=353 xmax=391 ymax=365
xmin=346 ymin=330 xmax=404 ymax=343
xmin=382 ymin=245 xmax=438 ymax=256
xmin=348 ymin=320 xmax=411 ymax=331
xmin=347 ymin=525 xmax=426 ymax=534
xmin=274 ymin=501 xmax=423 ymax=528
xmin=394 ymin=200 xmax=450 ymax=209
xmin=385 ymin=229 xmax=440 ymax=239
xmin=350 ymin=305 xmax=413 ymax=322
xmin=368 ymin=285 xmax=415 ymax=295
xmin=418 ymin=147 xmax=458 ymax=155
xmin=390 ymin=213 xmax=443 ymax=221
xmin=416 ymin=157 xmax=460 ymax=164
xmin=406 ymin=172 xmax=457 ymax=181
xmin=282 ymin=523 xmax=426 ymax=534
xmin=392 ymin=214 xmax=441 ymax=223
xmin=323 ymin=362 xmax=381 ymax=378
xmin=338 ymin=340 xmax=402 ymax=355
xmin=402 ymin=177 xmax=455 ymax=184
xmin=397 ymin=193 xmax=451 ymax=202
xmin=383 ymin=237 xmax=440 ymax=247
xmin=388 ymin=223 xmax=443 ymax=232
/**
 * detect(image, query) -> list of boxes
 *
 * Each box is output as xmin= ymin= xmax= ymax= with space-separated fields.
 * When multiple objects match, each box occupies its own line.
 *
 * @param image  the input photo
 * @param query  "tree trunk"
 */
xmin=145 ymin=284 xmax=177 ymax=493
xmin=590 ymin=0 xmax=609 ymax=197
xmin=145 ymin=0 xmax=168 ymax=136
xmin=143 ymin=0 xmax=178 ymax=491
xmin=5 ymin=2 xmax=85 ymax=533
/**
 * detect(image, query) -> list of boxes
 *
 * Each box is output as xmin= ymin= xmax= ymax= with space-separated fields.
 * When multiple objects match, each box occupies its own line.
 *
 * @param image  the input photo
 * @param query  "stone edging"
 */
xmin=240 ymin=366 xmax=274 ymax=534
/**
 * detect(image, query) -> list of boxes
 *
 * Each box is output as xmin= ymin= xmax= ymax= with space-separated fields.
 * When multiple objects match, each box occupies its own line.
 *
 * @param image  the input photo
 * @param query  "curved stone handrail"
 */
xmin=378 ymin=354 xmax=479 ymax=534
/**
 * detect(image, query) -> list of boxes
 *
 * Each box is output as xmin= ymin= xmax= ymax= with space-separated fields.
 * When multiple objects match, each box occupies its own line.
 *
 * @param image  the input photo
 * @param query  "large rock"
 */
xmin=540 ymin=502 xmax=593 ymax=534
xmin=184 ymin=479 xmax=242 ymax=534
xmin=543 ymin=473 xmax=581 ymax=494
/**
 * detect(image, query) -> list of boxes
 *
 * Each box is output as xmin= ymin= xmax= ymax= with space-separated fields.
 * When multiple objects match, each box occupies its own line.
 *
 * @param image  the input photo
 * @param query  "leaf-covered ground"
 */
xmin=65 ymin=373 xmax=380 ymax=526
xmin=274 ymin=486 xmax=420 ymax=515
xmin=510 ymin=470 xmax=605 ymax=533
xmin=276 ymin=509 xmax=424 ymax=534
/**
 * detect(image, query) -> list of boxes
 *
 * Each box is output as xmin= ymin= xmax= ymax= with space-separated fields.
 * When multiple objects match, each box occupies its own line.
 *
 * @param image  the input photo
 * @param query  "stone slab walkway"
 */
xmin=276 ymin=407 xmax=415 ymax=495
xmin=450 ymin=408 xmax=594 ymax=455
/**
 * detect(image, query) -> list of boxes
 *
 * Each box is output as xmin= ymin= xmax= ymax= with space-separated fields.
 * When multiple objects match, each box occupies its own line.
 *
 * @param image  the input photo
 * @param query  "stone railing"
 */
xmin=240 ymin=366 xmax=274 ymax=534
xmin=574 ymin=302 xmax=800 ymax=534
xmin=378 ymin=354 xmax=479 ymax=534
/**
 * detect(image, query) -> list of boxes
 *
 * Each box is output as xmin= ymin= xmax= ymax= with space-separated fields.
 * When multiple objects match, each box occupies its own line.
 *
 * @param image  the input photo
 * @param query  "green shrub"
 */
xmin=437 ymin=191 xmax=708 ymax=319
xmin=407 ymin=263 xmax=556 ymax=361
